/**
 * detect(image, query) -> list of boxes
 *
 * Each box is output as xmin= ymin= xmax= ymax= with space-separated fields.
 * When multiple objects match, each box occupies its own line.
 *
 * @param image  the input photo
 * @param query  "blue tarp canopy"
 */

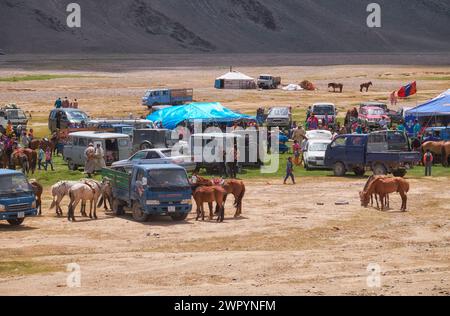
xmin=405 ymin=89 xmax=450 ymax=117
xmin=147 ymin=102 xmax=255 ymax=130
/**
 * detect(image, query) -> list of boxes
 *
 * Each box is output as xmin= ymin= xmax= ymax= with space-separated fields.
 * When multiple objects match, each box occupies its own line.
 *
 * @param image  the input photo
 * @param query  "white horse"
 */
xmin=67 ymin=180 xmax=104 ymax=221
xmin=50 ymin=181 xmax=79 ymax=216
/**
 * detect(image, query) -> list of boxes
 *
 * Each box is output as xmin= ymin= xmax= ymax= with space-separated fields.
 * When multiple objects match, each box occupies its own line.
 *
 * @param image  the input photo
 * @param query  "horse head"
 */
xmin=359 ymin=191 xmax=370 ymax=207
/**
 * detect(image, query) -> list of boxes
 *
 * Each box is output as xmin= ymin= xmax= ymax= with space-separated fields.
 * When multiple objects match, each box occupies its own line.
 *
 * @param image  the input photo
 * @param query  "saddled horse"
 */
xmin=29 ymin=138 xmax=54 ymax=152
xmin=193 ymin=185 xmax=226 ymax=222
xmin=360 ymin=177 xmax=410 ymax=211
xmin=50 ymin=181 xmax=79 ymax=216
xmin=97 ymin=178 xmax=113 ymax=211
xmin=10 ymin=148 xmax=37 ymax=175
xmin=10 ymin=152 xmax=29 ymax=174
xmin=328 ymin=83 xmax=343 ymax=93
xmin=67 ymin=180 xmax=104 ymax=221
xmin=0 ymin=142 xmax=9 ymax=168
xmin=29 ymin=180 xmax=43 ymax=215
xmin=360 ymin=82 xmax=373 ymax=92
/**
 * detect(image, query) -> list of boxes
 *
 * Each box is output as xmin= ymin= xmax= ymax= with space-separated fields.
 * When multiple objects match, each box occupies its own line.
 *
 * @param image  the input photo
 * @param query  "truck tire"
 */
xmin=67 ymin=160 xmax=78 ymax=171
xmin=132 ymin=202 xmax=149 ymax=222
xmin=7 ymin=218 xmax=24 ymax=226
xmin=112 ymin=198 xmax=125 ymax=216
xmin=353 ymin=167 xmax=366 ymax=177
xmin=372 ymin=163 xmax=387 ymax=176
xmin=333 ymin=162 xmax=346 ymax=177
xmin=171 ymin=213 xmax=189 ymax=222
xmin=392 ymin=169 xmax=407 ymax=177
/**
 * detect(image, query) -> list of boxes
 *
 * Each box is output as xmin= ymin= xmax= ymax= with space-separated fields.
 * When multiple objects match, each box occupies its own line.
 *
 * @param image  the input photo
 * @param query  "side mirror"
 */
xmin=142 ymin=177 xmax=148 ymax=186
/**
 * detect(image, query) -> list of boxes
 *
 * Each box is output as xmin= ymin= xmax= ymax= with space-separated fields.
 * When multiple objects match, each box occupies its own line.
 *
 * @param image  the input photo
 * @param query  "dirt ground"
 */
xmin=0 ymin=177 xmax=448 ymax=296
xmin=0 ymin=56 xmax=449 ymax=295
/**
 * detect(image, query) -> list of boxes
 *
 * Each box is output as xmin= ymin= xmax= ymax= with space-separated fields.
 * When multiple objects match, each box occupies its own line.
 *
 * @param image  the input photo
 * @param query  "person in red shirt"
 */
xmin=423 ymin=149 xmax=433 ymax=177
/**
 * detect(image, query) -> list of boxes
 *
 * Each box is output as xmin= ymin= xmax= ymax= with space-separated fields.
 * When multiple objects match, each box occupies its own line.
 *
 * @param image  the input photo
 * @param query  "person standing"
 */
xmin=284 ymin=157 xmax=296 ymax=185
xmin=44 ymin=147 xmax=54 ymax=171
xmin=54 ymin=98 xmax=62 ymax=109
xmin=292 ymin=125 xmax=307 ymax=145
xmin=38 ymin=146 xmax=45 ymax=170
xmin=84 ymin=143 xmax=96 ymax=178
xmin=413 ymin=120 xmax=422 ymax=138
xmin=397 ymin=121 xmax=406 ymax=133
xmin=94 ymin=143 xmax=106 ymax=171
xmin=292 ymin=140 xmax=301 ymax=166
xmin=72 ymin=99 xmax=79 ymax=109
xmin=307 ymin=113 xmax=319 ymax=130
xmin=424 ymin=149 xmax=433 ymax=177
xmin=62 ymin=97 xmax=70 ymax=108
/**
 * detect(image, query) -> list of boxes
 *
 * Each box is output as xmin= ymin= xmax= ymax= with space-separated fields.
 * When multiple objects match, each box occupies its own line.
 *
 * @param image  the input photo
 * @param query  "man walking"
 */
xmin=423 ymin=149 xmax=433 ymax=177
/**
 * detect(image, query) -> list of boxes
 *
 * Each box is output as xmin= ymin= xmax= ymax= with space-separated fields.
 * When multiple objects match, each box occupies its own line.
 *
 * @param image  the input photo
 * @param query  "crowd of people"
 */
xmin=54 ymin=97 xmax=79 ymax=109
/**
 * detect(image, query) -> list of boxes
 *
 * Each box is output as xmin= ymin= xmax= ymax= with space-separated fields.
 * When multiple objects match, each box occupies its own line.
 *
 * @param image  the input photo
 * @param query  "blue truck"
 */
xmin=142 ymin=88 xmax=194 ymax=108
xmin=324 ymin=131 xmax=421 ymax=177
xmin=103 ymin=164 xmax=192 ymax=222
xmin=0 ymin=169 xmax=38 ymax=226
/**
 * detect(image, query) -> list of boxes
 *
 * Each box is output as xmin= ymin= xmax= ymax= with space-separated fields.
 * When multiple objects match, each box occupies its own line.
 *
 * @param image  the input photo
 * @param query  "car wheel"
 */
xmin=68 ymin=160 xmax=78 ymax=171
xmin=333 ymin=162 xmax=346 ymax=177
xmin=171 ymin=213 xmax=189 ymax=221
xmin=112 ymin=198 xmax=125 ymax=216
xmin=354 ymin=167 xmax=366 ymax=177
xmin=7 ymin=218 xmax=24 ymax=226
xmin=392 ymin=169 xmax=407 ymax=177
xmin=373 ymin=163 xmax=387 ymax=176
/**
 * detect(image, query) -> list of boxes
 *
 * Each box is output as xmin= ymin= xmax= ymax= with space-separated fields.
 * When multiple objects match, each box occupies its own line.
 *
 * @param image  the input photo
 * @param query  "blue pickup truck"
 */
xmin=0 ymin=169 xmax=37 ymax=226
xmin=324 ymin=131 xmax=421 ymax=177
xmin=103 ymin=164 xmax=192 ymax=222
xmin=142 ymin=88 xmax=194 ymax=108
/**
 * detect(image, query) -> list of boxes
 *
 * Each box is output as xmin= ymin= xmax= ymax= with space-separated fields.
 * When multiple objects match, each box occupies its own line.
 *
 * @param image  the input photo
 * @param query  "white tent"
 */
xmin=215 ymin=71 xmax=256 ymax=89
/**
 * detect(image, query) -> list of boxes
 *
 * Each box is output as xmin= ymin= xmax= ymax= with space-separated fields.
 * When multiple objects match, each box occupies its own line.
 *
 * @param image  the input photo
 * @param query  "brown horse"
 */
xmin=360 ymin=177 xmax=410 ymax=211
xmin=29 ymin=180 xmax=43 ymax=215
xmin=360 ymin=82 xmax=373 ymax=92
xmin=193 ymin=186 xmax=226 ymax=222
xmin=0 ymin=142 xmax=9 ymax=168
xmin=214 ymin=179 xmax=246 ymax=218
xmin=363 ymin=175 xmax=389 ymax=209
xmin=328 ymin=83 xmax=343 ymax=93
xmin=421 ymin=141 xmax=445 ymax=165
xmin=11 ymin=148 xmax=37 ymax=175
xmin=441 ymin=141 xmax=450 ymax=167
xmin=10 ymin=152 xmax=29 ymax=174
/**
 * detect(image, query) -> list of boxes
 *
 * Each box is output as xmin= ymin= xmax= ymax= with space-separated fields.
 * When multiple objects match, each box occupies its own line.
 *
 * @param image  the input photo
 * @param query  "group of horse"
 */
xmin=327 ymin=82 xmax=373 ymax=93
xmin=0 ymin=138 xmax=56 ymax=175
xmin=359 ymin=175 xmax=410 ymax=212
xmin=421 ymin=141 xmax=450 ymax=166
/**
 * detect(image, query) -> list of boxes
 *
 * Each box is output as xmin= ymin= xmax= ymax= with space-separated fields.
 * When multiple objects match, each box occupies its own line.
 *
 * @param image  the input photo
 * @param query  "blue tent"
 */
xmin=147 ymin=102 xmax=255 ymax=130
xmin=406 ymin=89 xmax=450 ymax=117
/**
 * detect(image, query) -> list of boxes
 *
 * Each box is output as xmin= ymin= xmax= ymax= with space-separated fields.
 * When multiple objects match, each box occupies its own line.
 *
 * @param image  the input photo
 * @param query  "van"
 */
xmin=63 ymin=132 xmax=132 ymax=171
xmin=48 ymin=108 xmax=90 ymax=133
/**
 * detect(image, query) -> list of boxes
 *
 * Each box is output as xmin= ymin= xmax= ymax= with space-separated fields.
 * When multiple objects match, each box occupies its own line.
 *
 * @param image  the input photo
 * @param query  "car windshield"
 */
xmin=368 ymin=108 xmax=385 ymax=116
xmin=313 ymin=105 xmax=334 ymax=115
xmin=260 ymin=76 xmax=271 ymax=80
xmin=309 ymin=143 xmax=329 ymax=151
xmin=66 ymin=111 xmax=88 ymax=121
xmin=6 ymin=109 xmax=27 ymax=120
xmin=147 ymin=170 xmax=189 ymax=188
xmin=0 ymin=174 xmax=32 ymax=195
xmin=270 ymin=108 xmax=289 ymax=116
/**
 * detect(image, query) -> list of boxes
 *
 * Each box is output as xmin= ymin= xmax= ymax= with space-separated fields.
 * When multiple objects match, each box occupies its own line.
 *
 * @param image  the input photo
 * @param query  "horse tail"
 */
xmin=97 ymin=195 xmax=104 ymax=208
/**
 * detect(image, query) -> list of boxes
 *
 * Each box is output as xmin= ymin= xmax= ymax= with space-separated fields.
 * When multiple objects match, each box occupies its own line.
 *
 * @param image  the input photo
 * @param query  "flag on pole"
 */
xmin=397 ymin=81 xmax=417 ymax=98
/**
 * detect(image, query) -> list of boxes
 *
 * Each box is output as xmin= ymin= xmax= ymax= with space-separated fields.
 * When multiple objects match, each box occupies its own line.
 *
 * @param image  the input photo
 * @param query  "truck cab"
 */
xmin=103 ymin=164 xmax=192 ymax=222
xmin=0 ymin=170 xmax=37 ymax=226
xmin=257 ymin=74 xmax=281 ymax=89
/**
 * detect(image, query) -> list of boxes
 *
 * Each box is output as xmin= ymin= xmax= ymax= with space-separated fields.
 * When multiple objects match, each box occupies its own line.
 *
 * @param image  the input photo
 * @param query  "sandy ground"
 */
xmin=0 ymin=57 xmax=449 ymax=295
xmin=0 ymin=177 xmax=449 ymax=296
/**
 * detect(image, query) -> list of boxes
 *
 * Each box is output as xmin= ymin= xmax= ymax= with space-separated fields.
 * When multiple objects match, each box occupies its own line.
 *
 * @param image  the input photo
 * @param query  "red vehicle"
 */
xmin=359 ymin=106 xmax=390 ymax=128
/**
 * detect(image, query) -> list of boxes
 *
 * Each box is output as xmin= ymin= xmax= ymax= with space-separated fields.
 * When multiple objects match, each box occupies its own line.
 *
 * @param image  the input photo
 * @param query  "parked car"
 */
xmin=0 ymin=104 xmax=28 ymax=134
xmin=102 ymin=164 xmax=192 ymax=222
xmin=0 ymin=169 xmax=38 ymax=226
xmin=49 ymin=108 xmax=90 ymax=133
xmin=310 ymin=103 xmax=337 ymax=127
xmin=142 ymin=88 xmax=193 ymax=108
xmin=63 ymin=132 xmax=132 ymax=171
xmin=303 ymin=139 xmax=333 ymax=170
xmin=324 ymin=130 xmax=421 ymax=177
xmin=358 ymin=106 xmax=390 ymax=128
xmin=266 ymin=107 xmax=292 ymax=128
xmin=302 ymin=130 xmax=333 ymax=150
xmin=112 ymin=148 xmax=196 ymax=172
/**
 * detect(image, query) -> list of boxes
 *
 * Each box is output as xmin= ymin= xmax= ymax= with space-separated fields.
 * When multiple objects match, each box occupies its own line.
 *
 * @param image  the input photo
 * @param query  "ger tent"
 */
xmin=405 ymin=89 xmax=450 ymax=117
xmin=147 ymin=102 xmax=255 ymax=130
xmin=215 ymin=71 xmax=256 ymax=89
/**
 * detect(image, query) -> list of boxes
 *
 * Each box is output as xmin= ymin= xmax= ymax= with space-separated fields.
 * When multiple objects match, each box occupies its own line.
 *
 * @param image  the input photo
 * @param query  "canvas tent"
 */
xmin=147 ymin=102 xmax=255 ymax=130
xmin=404 ymin=89 xmax=450 ymax=132
xmin=215 ymin=71 xmax=256 ymax=89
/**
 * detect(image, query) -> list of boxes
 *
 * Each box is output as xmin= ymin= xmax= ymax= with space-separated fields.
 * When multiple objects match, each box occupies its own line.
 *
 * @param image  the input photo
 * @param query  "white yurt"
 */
xmin=214 ymin=70 xmax=256 ymax=90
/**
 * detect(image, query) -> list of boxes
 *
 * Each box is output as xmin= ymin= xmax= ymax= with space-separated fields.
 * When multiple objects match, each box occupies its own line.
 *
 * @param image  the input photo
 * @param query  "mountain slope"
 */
xmin=0 ymin=0 xmax=449 ymax=54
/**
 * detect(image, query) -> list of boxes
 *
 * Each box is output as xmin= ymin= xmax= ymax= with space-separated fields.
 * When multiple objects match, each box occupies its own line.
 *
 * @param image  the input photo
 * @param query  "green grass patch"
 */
xmin=0 ymin=260 xmax=60 ymax=277
xmin=0 ymin=74 xmax=95 ymax=82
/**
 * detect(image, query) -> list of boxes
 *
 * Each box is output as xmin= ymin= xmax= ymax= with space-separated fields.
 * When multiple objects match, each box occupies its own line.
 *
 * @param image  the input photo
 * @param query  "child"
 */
xmin=423 ymin=149 xmax=433 ymax=177
xmin=292 ymin=140 xmax=301 ymax=166
xmin=284 ymin=157 xmax=296 ymax=185
xmin=44 ymin=147 xmax=54 ymax=171
xmin=38 ymin=146 xmax=45 ymax=170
